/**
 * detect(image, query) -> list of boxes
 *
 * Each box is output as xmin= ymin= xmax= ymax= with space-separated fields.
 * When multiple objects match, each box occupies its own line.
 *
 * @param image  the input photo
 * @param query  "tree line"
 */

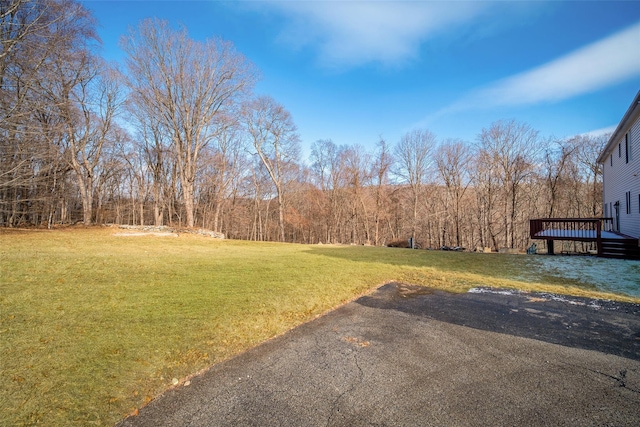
xmin=1 ymin=0 xmax=606 ymax=251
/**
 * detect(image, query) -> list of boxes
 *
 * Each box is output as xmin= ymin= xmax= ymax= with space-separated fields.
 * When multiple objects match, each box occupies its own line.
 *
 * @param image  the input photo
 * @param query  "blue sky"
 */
xmin=81 ymin=1 xmax=640 ymax=157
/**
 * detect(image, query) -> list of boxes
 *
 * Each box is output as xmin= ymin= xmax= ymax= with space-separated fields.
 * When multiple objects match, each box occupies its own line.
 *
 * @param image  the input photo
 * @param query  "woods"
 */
xmin=0 ymin=0 xmax=606 ymax=251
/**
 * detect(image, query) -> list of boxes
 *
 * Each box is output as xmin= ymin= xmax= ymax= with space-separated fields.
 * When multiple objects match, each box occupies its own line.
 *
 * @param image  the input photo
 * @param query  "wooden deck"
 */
xmin=529 ymin=218 xmax=640 ymax=259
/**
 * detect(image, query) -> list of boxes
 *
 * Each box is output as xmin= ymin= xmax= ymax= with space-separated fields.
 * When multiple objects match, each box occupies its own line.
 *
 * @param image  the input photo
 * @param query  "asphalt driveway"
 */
xmin=117 ymin=283 xmax=640 ymax=426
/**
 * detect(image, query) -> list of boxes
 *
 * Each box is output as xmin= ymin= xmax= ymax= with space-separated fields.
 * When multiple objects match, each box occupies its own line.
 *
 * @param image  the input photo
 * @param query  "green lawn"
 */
xmin=1 ymin=227 xmax=638 ymax=426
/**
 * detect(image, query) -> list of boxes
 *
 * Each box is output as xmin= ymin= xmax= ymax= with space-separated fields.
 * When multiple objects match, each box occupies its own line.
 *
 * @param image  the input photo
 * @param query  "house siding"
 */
xmin=602 ymin=115 xmax=640 ymax=238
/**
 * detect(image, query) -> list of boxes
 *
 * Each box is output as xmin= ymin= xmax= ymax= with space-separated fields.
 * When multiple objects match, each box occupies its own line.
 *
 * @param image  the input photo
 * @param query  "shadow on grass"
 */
xmin=304 ymin=245 xmax=597 ymax=289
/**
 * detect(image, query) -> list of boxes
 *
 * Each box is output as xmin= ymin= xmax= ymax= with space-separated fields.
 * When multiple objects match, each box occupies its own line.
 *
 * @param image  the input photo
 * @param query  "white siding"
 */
xmin=602 ymin=116 xmax=640 ymax=238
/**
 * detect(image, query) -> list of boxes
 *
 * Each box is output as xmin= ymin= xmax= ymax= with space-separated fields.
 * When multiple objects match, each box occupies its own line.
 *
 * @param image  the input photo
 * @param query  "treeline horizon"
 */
xmin=1 ymin=0 xmax=606 ymax=251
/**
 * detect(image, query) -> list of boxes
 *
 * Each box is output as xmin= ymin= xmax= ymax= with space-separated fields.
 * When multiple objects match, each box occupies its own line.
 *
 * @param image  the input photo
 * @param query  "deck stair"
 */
xmin=600 ymin=237 xmax=640 ymax=260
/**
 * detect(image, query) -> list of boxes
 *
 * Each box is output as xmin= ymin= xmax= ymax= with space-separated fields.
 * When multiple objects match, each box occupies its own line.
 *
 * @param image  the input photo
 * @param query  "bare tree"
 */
xmin=567 ymin=134 xmax=607 ymax=217
xmin=242 ymin=96 xmax=300 ymax=242
xmin=122 ymin=18 xmax=257 ymax=228
xmin=371 ymin=138 xmax=393 ymax=246
xmin=470 ymin=148 xmax=501 ymax=250
xmin=436 ymin=139 xmax=471 ymax=247
xmin=1 ymin=0 xmax=50 ymax=225
xmin=477 ymin=120 xmax=540 ymax=249
xmin=342 ymin=144 xmax=372 ymax=244
xmin=310 ymin=139 xmax=347 ymax=243
xmin=310 ymin=139 xmax=335 ymax=193
xmin=52 ymin=60 xmax=122 ymax=225
xmin=394 ymin=129 xmax=437 ymax=247
xmin=207 ymin=117 xmax=247 ymax=233
xmin=131 ymin=113 xmax=172 ymax=226
xmin=0 ymin=0 xmax=59 ymax=114
xmin=0 ymin=0 xmax=101 ymax=226
xmin=542 ymin=137 xmax=576 ymax=217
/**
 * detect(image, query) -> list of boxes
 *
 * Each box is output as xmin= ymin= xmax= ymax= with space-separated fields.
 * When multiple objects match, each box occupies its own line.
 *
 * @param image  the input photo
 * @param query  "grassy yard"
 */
xmin=1 ymin=227 xmax=638 ymax=426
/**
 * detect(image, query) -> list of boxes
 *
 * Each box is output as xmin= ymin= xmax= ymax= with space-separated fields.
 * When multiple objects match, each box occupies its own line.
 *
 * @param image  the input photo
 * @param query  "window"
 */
xmin=626 ymin=133 xmax=629 ymax=164
xmin=626 ymin=191 xmax=631 ymax=214
xmin=638 ymin=194 xmax=640 ymax=214
xmin=610 ymin=154 xmax=613 ymax=167
xmin=619 ymin=142 xmax=622 ymax=157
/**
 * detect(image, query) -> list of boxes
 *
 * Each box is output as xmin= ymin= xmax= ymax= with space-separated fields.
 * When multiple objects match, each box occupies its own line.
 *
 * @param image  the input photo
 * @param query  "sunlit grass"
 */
xmin=1 ymin=227 xmax=638 ymax=426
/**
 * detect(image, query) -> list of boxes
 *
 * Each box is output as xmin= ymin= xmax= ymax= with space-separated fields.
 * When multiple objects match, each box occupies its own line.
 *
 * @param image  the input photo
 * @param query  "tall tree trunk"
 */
xmin=277 ymin=189 xmax=285 ymax=242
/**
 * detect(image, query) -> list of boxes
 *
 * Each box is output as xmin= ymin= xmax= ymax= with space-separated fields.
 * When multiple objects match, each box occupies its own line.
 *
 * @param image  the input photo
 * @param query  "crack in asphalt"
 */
xmin=559 ymin=361 xmax=640 ymax=394
xmin=325 ymin=346 xmax=366 ymax=427
xmin=586 ymin=367 xmax=640 ymax=394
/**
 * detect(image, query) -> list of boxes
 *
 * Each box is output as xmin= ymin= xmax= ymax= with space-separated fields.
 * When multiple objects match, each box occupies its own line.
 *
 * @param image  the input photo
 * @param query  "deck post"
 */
xmin=596 ymin=220 xmax=602 ymax=256
xmin=547 ymin=239 xmax=554 ymax=255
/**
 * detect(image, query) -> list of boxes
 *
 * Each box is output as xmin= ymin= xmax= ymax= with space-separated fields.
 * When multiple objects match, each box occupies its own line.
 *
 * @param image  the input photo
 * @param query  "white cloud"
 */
xmin=265 ymin=1 xmax=493 ymax=68
xmin=451 ymin=21 xmax=640 ymax=110
xmin=580 ymin=125 xmax=616 ymax=138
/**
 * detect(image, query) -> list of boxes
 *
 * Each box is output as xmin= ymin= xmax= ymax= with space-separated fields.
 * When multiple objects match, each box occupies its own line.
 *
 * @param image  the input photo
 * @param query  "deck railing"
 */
xmin=529 ymin=218 xmax=613 ymax=240
xmin=529 ymin=218 xmax=614 ymax=255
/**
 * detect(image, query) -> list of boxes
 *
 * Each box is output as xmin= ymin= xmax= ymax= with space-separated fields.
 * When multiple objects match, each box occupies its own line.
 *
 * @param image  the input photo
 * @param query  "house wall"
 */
xmin=602 ymin=115 xmax=640 ymax=238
